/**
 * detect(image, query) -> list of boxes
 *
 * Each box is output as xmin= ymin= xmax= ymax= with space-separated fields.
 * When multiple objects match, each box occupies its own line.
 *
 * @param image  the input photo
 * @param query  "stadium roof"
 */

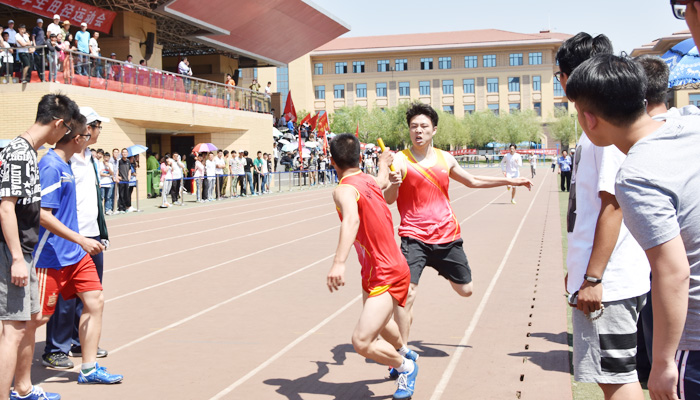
xmin=0 ymin=0 xmax=350 ymax=67
xmin=312 ymin=29 xmax=573 ymax=55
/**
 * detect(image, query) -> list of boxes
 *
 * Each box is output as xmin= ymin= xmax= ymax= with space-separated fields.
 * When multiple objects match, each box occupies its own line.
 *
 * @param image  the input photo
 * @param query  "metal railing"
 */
xmin=0 ymin=46 xmax=271 ymax=112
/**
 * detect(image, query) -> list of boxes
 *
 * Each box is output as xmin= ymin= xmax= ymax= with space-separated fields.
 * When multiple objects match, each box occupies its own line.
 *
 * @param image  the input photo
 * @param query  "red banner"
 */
xmin=2 ymin=0 xmax=117 ymax=34
xmin=448 ymin=149 xmax=477 ymax=155
xmin=499 ymin=149 xmax=558 ymax=156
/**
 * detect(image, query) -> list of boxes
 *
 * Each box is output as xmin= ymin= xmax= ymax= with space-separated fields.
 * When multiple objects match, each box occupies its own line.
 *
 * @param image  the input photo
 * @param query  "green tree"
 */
xmin=499 ymin=110 xmax=542 ymax=147
xmin=548 ymin=108 xmax=582 ymax=148
xmin=466 ymin=111 xmax=503 ymax=148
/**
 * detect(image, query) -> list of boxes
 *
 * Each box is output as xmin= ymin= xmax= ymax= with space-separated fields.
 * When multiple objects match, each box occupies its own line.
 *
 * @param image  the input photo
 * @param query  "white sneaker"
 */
xmin=127 ymin=207 xmax=136 ymax=213
xmin=105 ymin=210 xmax=113 ymax=216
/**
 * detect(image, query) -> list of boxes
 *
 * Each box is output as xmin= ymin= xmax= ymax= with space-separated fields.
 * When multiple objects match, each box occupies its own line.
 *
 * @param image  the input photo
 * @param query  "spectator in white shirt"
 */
xmin=46 ymin=15 xmax=62 ymax=37
xmin=205 ymin=152 xmax=216 ymax=201
xmin=214 ymin=150 xmax=225 ymax=199
xmin=193 ymin=154 xmax=205 ymax=203
xmin=170 ymin=153 xmax=185 ymax=205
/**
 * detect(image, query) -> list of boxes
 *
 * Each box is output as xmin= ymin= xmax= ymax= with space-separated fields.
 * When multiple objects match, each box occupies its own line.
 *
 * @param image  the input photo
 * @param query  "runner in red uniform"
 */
xmin=327 ymin=133 xmax=418 ymax=400
xmin=384 ymin=103 xmax=533 ymax=350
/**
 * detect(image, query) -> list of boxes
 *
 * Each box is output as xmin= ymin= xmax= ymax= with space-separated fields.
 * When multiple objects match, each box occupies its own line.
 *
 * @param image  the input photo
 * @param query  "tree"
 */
xmin=548 ymin=107 xmax=582 ymax=148
xmin=466 ymin=111 xmax=503 ymax=148
xmin=500 ymin=110 xmax=542 ymax=147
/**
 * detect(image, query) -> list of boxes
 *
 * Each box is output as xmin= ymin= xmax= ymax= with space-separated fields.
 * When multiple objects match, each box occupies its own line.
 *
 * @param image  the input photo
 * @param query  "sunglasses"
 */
xmin=671 ymin=0 xmax=696 ymax=19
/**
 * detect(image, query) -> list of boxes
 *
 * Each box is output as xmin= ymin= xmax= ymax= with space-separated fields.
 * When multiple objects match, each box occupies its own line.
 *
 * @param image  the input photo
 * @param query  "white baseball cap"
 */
xmin=53 ymin=14 xmax=60 ymax=20
xmin=80 ymin=22 xmax=87 ymax=27
xmin=80 ymin=106 xmax=110 ymax=125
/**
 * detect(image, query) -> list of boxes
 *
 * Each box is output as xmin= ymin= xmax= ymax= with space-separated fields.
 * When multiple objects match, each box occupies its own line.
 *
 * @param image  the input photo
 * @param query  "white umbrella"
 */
xmin=273 ymin=127 xmax=284 ymax=138
xmin=301 ymin=148 xmax=311 ymax=157
xmin=365 ymin=143 xmax=376 ymax=149
xmin=305 ymin=141 xmax=318 ymax=148
xmin=277 ymin=139 xmax=291 ymax=145
xmin=281 ymin=143 xmax=297 ymax=152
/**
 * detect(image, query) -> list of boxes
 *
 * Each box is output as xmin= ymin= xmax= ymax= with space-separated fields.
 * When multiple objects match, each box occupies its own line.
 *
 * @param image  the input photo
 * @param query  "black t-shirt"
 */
xmin=244 ymin=157 xmax=253 ymax=172
xmin=0 ymin=137 xmax=41 ymax=254
xmin=118 ymin=158 xmax=130 ymax=180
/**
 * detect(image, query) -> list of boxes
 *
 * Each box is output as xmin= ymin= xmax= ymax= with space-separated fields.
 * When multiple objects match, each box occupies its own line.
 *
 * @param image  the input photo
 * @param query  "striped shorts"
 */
xmin=676 ymin=350 xmax=700 ymax=400
xmin=572 ymin=294 xmax=646 ymax=384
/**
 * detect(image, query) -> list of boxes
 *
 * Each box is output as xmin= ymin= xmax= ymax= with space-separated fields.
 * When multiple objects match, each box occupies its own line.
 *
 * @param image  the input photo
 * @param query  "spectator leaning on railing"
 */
xmin=46 ymin=15 xmax=61 ymax=38
xmin=31 ymin=18 xmax=45 ymax=82
xmin=15 ymin=24 xmax=32 ymax=83
xmin=75 ymin=23 xmax=89 ymax=76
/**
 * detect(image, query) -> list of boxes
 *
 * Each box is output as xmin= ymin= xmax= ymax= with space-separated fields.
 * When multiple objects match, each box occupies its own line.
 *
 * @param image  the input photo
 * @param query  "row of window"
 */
xmin=316 ymin=52 xmax=543 ymax=75
xmin=314 ymin=76 xmax=565 ymax=99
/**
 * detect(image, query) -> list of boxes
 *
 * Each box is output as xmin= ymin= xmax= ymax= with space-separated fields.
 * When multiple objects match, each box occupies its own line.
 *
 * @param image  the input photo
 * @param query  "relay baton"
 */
xmin=377 ymin=138 xmax=396 ymax=172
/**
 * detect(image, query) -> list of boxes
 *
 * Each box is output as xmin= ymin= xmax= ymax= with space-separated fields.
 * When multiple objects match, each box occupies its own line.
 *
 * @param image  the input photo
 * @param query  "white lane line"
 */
xmin=429 ymin=173 xmax=549 ymax=400
xmin=105 ymin=225 xmax=339 ymax=303
xmin=41 ymin=253 xmax=340 ymax=385
xmin=209 ymin=294 xmax=362 ymax=400
xmin=107 ymin=188 xmax=333 ymax=228
xmin=108 ymin=202 xmax=329 ymax=251
xmin=105 ymin=211 xmax=336 ymax=273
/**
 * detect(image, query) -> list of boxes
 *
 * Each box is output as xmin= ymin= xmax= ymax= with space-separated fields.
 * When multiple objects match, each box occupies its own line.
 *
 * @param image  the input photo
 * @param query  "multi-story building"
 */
xmin=263 ymin=29 xmax=573 ymax=122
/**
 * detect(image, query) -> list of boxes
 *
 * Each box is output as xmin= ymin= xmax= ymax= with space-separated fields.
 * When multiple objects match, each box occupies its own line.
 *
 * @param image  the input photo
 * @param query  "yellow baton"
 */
xmin=377 ymin=138 xmax=396 ymax=172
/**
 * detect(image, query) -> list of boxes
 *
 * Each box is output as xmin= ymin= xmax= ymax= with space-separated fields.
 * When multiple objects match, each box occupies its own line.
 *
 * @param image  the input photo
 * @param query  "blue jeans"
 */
xmin=101 ymin=185 xmax=114 ymax=212
xmin=44 ymin=236 xmax=104 ymax=355
xmin=245 ymin=171 xmax=254 ymax=195
xmin=260 ymin=174 xmax=268 ymax=192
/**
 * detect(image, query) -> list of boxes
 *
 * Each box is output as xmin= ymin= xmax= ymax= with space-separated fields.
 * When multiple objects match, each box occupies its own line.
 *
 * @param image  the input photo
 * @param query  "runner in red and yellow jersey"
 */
xmin=384 ymin=103 xmax=533 ymax=348
xmin=327 ymin=133 xmax=418 ymax=400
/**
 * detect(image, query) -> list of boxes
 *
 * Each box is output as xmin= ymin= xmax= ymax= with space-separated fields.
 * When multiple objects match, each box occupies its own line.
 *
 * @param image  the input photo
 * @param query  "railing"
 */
xmin=0 ymin=46 xmax=271 ymax=112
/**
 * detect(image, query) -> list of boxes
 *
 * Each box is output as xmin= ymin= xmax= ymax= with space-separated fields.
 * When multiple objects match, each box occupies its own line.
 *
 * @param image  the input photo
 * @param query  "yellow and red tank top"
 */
xmin=337 ymin=171 xmax=410 ymax=290
xmin=397 ymin=148 xmax=461 ymax=244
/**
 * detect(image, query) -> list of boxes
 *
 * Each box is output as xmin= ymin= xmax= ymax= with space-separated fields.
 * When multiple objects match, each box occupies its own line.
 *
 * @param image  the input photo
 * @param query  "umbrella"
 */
xmin=126 ymin=144 xmax=148 ymax=156
xmin=301 ymin=148 xmax=311 ymax=157
xmin=305 ymin=141 xmax=318 ymax=148
xmin=365 ymin=143 xmax=376 ymax=149
xmin=662 ymin=38 xmax=696 ymax=71
xmin=273 ymin=127 xmax=284 ymax=138
xmin=193 ymin=143 xmax=218 ymax=153
xmin=485 ymin=142 xmax=506 ymax=148
xmin=669 ymin=46 xmax=700 ymax=88
xmin=281 ymin=143 xmax=297 ymax=152
xmin=277 ymin=139 xmax=291 ymax=145
xmin=278 ymin=127 xmax=290 ymax=133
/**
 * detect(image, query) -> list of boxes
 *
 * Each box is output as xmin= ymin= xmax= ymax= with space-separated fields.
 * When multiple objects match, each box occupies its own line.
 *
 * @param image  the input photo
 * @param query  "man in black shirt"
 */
xmin=117 ymin=148 xmax=131 ymax=213
xmin=0 ymin=93 xmax=78 ymax=400
xmin=243 ymin=150 xmax=255 ymax=196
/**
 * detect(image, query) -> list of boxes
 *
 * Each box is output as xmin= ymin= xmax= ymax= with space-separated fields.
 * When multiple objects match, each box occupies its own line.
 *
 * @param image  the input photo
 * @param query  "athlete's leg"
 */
xmin=0 ymin=320 xmax=26 ymax=396
xmin=450 ymin=280 xmax=473 ymax=297
xmin=14 ymin=313 xmax=49 ymax=395
xmin=380 ymin=313 xmax=404 ymax=350
xmin=76 ymin=290 xmax=103 ymax=364
xmin=395 ymin=283 xmax=417 ymax=345
xmin=599 ymin=383 xmax=644 ymax=400
xmin=353 ymin=291 xmax=404 ymax=368
xmin=511 ymin=186 xmax=517 ymax=201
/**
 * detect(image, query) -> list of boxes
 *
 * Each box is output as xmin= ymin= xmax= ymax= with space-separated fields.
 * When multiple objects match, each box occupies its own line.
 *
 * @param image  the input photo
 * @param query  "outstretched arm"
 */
xmin=328 ymin=185 xmax=360 ymax=292
xmin=446 ymin=152 xmax=532 ymax=190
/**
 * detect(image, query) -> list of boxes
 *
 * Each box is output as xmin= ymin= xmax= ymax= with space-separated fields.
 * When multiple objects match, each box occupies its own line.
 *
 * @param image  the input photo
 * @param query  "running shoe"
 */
xmin=511 ymin=199 xmax=516 ymax=204
xmin=41 ymin=352 xmax=73 ymax=369
xmin=78 ymin=364 xmax=123 ymax=384
xmin=69 ymin=345 xmax=108 ymax=358
xmin=393 ymin=362 xmax=418 ymax=399
xmin=389 ymin=350 xmax=419 ymax=380
xmin=10 ymin=385 xmax=61 ymax=400
xmin=506 ymin=185 xmax=511 ymax=191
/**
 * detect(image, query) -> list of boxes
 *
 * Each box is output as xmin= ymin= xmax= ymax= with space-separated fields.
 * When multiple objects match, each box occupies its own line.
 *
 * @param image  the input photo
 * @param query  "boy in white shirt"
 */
xmin=500 ymin=144 xmax=523 ymax=204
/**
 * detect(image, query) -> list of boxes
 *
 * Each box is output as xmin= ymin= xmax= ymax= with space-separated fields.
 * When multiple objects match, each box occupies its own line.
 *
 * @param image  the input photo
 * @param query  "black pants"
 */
xmin=33 ymin=52 xmax=44 ymax=81
xmin=217 ymin=176 xmax=225 ymax=198
xmin=171 ymin=179 xmax=181 ymax=203
xmin=560 ymin=170 xmax=571 ymax=192
xmin=202 ymin=177 xmax=209 ymax=200
xmin=118 ymin=183 xmax=131 ymax=211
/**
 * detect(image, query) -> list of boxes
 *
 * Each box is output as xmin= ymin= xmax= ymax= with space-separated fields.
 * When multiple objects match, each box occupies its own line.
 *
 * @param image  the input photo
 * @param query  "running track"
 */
xmin=31 ymin=167 xmax=572 ymax=400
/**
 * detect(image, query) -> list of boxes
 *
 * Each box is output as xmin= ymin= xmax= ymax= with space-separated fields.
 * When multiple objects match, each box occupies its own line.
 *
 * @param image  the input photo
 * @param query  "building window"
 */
xmin=554 ymin=80 xmax=565 ymax=97
xmin=509 ymin=53 xmax=523 ymax=66
xmin=352 ymin=61 xmax=365 ymax=73
xmin=529 ymin=52 xmax=542 ymax=65
xmin=277 ymin=66 xmax=289 ymax=107
xmin=395 ymin=59 xmax=408 ymax=71
xmin=438 ymin=57 xmax=452 ymax=69
xmin=335 ymin=62 xmax=347 ymax=74
xmin=464 ymin=55 xmax=478 ymax=69
xmin=463 ymin=79 xmax=475 ymax=94
xmin=532 ymin=75 xmax=541 ymax=92
xmin=487 ymin=78 xmax=499 ymax=93
xmin=554 ymin=102 xmax=569 ymax=111
xmin=690 ymin=93 xmax=700 ymax=106
xmin=421 ymin=58 xmax=433 ymax=70
xmin=356 ymin=83 xmax=367 ymax=98
xmin=334 ymin=84 xmax=345 ymax=99
xmin=442 ymin=79 xmax=454 ymax=95
xmin=483 ymin=54 xmax=496 ymax=68
xmin=464 ymin=104 xmax=476 ymax=114
xmin=419 ymin=80 xmax=430 ymax=96
xmin=509 ymin=103 xmax=521 ymax=113
xmin=399 ymin=81 xmax=410 ymax=96
xmin=314 ymin=85 xmax=325 ymax=100
xmin=376 ymin=82 xmax=387 ymax=97
xmin=534 ymin=102 xmax=542 ymax=116
xmin=488 ymin=103 xmax=500 ymax=115
xmin=314 ymin=63 xmax=323 ymax=75
xmin=443 ymin=105 xmax=454 ymax=114
xmin=508 ymin=77 xmax=520 ymax=92
xmin=377 ymin=59 xmax=390 ymax=72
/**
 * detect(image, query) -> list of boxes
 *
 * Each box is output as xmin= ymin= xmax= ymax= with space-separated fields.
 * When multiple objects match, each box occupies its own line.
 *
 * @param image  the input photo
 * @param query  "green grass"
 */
xmin=557 ymin=191 xmax=651 ymax=400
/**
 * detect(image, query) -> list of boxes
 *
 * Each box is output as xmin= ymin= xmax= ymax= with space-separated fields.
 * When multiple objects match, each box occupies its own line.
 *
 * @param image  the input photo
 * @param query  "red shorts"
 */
xmin=37 ymin=254 xmax=103 ymax=316
xmin=364 ymin=273 xmax=410 ymax=307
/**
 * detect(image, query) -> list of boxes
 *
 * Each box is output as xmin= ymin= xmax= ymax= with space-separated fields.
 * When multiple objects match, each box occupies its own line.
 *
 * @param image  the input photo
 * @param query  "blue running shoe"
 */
xmin=405 ymin=349 xmax=419 ymax=362
xmin=10 ymin=385 xmax=61 ymax=400
xmin=393 ymin=362 xmax=418 ymax=400
xmin=388 ymin=367 xmax=399 ymax=380
xmin=78 ymin=363 xmax=123 ymax=384
xmin=389 ymin=350 xmax=419 ymax=380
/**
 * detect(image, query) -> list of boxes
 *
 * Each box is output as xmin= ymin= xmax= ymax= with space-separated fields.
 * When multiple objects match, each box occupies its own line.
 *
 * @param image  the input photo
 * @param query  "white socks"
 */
xmin=397 ymin=346 xmax=410 ymax=357
xmin=396 ymin=358 xmax=414 ymax=374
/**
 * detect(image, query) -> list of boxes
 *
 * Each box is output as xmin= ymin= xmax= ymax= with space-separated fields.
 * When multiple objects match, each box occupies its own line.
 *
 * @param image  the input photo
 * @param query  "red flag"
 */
xmin=355 ymin=122 xmax=359 ymax=138
xmin=300 ymin=113 xmax=311 ymax=126
xmin=283 ymin=92 xmax=297 ymax=123
xmin=323 ymin=133 xmax=328 ymax=156
xmin=317 ymin=112 xmax=328 ymax=136
xmin=309 ymin=113 xmax=319 ymax=131
xmin=298 ymin=129 xmax=304 ymax=170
